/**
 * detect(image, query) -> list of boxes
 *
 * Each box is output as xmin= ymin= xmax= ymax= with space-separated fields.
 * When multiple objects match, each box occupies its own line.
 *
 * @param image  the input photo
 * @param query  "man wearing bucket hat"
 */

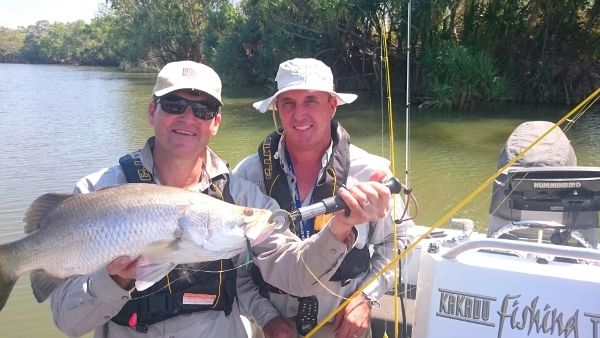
xmin=50 ymin=60 xmax=292 ymax=338
xmin=234 ymin=58 xmax=412 ymax=338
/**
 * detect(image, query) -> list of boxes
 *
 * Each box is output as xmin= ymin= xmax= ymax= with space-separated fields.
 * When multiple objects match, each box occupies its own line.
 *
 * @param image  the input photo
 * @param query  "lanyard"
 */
xmin=285 ymin=150 xmax=314 ymax=240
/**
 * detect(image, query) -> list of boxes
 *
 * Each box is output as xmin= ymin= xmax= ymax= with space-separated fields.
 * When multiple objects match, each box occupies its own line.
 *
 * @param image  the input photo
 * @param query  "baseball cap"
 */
xmin=153 ymin=60 xmax=223 ymax=105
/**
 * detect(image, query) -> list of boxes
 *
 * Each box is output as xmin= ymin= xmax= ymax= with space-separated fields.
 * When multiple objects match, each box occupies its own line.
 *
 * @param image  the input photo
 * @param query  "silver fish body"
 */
xmin=0 ymin=183 xmax=278 ymax=311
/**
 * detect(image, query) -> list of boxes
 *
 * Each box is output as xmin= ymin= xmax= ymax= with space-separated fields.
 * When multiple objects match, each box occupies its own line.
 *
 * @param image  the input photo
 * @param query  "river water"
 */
xmin=0 ymin=63 xmax=598 ymax=337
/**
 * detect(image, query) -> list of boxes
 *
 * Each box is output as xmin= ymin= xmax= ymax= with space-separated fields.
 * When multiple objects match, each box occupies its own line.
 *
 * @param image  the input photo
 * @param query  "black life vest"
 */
xmin=111 ymin=150 xmax=237 ymax=333
xmin=252 ymin=121 xmax=370 ymax=297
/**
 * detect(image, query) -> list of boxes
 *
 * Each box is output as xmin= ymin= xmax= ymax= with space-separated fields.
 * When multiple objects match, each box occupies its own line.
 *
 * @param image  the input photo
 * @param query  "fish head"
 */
xmin=178 ymin=204 xmax=278 ymax=259
xmin=242 ymin=207 xmax=282 ymax=246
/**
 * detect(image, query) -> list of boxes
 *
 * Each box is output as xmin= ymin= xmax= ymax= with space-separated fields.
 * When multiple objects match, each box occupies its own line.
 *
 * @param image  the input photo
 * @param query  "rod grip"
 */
xmin=319 ymin=176 xmax=403 ymax=214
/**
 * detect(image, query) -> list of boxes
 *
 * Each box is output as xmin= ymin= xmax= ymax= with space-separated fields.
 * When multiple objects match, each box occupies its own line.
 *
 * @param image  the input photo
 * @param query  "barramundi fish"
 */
xmin=0 ymin=183 xmax=281 ymax=312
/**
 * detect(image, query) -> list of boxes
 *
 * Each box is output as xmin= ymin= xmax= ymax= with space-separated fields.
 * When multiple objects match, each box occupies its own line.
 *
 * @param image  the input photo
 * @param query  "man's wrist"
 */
xmin=110 ymin=274 xmax=135 ymax=291
xmin=329 ymin=215 xmax=353 ymax=243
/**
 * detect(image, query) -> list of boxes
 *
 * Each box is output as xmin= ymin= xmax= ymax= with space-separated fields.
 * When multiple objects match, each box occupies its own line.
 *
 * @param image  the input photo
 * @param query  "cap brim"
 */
xmin=252 ymin=86 xmax=357 ymax=113
xmin=154 ymin=84 xmax=223 ymax=105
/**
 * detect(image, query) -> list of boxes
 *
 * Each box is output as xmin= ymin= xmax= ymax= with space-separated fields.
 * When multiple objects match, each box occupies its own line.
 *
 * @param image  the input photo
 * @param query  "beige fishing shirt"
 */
xmin=233 ymin=134 xmax=414 ymax=324
xmin=50 ymin=139 xmax=283 ymax=338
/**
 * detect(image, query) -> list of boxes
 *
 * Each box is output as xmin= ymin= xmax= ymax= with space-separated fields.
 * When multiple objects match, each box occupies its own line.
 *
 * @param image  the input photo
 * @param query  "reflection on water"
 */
xmin=0 ymin=64 xmax=598 ymax=337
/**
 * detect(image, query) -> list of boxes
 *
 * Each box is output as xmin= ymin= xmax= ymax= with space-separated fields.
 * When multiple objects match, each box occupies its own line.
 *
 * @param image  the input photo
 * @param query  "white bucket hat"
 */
xmin=253 ymin=58 xmax=357 ymax=113
xmin=153 ymin=60 xmax=223 ymax=105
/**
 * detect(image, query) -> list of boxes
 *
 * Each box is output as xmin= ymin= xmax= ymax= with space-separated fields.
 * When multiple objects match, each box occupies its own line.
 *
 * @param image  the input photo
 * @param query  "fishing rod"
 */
xmin=269 ymin=177 xmax=404 ymax=229
xmin=307 ymin=87 xmax=600 ymax=337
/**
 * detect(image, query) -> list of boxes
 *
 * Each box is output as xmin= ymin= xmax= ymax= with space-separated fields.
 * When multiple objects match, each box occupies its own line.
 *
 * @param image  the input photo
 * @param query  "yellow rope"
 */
xmin=304 ymin=85 xmax=600 ymax=337
xmin=166 ymin=273 xmax=172 ymax=294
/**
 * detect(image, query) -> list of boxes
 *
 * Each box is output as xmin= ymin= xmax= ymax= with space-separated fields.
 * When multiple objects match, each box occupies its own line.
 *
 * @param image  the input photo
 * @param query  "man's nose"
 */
xmin=181 ymin=106 xmax=196 ymax=119
xmin=291 ymin=105 xmax=308 ymax=120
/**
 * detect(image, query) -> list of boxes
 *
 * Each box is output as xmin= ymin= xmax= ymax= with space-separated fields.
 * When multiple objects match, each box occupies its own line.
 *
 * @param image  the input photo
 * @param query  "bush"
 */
xmin=422 ymin=43 xmax=513 ymax=109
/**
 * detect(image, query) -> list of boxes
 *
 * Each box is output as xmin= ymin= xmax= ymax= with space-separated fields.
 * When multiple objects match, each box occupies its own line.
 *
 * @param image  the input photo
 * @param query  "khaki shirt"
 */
xmin=233 ymin=135 xmax=414 ymax=323
xmin=51 ymin=139 xmax=281 ymax=338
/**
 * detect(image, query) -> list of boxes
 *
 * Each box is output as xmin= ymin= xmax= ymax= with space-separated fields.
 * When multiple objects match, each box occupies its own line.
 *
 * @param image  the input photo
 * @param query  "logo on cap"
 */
xmin=182 ymin=67 xmax=196 ymax=78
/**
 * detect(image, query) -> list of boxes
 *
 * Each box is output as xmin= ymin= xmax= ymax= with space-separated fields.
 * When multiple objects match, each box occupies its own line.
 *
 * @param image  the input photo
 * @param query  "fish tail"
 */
xmin=0 ymin=243 xmax=18 ymax=312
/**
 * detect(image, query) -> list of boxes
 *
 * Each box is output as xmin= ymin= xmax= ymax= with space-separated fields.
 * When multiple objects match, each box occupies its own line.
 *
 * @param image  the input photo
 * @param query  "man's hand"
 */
xmin=262 ymin=315 xmax=294 ymax=338
xmin=329 ymin=170 xmax=391 ymax=242
xmin=331 ymin=293 xmax=371 ymax=338
xmin=107 ymin=256 xmax=138 ymax=290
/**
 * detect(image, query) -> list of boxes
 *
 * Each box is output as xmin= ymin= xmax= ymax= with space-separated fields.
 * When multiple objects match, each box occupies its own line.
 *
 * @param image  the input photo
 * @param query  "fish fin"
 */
xmin=30 ymin=269 xmax=66 ymax=303
xmin=179 ymin=237 xmax=243 ymax=262
xmin=23 ymin=193 xmax=73 ymax=233
xmin=0 ymin=244 xmax=18 ymax=311
xmin=135 ymin=260 xmax=176 ymax=291
xmin=138 ymin=239 xmax=180 ymax=262
xmin=176 ymin=223 xmax=243 ymax=261
xmin=134 ymin=240 xmax=180 ymax=291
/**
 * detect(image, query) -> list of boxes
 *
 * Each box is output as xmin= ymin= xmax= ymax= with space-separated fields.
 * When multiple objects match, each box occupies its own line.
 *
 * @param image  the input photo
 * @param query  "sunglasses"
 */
xmin=157 ymin=95 xmax=220 ymax=120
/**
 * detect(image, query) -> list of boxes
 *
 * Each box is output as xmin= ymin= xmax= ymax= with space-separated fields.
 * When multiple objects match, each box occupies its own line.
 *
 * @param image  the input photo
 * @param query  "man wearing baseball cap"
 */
xmin=50 ymin=61 xmax=292 ymax=338
xmin=234 ymin=58 xmax=413 ymax=338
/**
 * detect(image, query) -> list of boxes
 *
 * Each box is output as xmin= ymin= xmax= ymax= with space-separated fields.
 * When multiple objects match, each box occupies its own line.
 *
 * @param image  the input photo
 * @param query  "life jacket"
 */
xmin=111 ymin=150 xmax=237 ymax=333
xmin=252 ymin=121 xmax=370 ymax=298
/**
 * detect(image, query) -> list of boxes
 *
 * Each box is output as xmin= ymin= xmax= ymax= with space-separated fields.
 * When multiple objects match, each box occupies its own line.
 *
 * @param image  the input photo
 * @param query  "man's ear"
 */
xmin=148 ymin=101 xmax=157 ymax=125
xmin=211 ymin=113 xmax=222 ymax=136
xmin=329 ymin=96 xmax=338 ymax=118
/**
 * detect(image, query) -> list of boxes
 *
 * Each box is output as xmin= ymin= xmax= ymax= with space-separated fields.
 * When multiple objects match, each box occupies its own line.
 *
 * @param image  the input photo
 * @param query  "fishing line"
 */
xmin=563 ymin=94 xmax=599 ymax=133
xmin=305 ymin=87 xmax=600 ymax=337
xmin=128 ymin=260 xmax=254 ymax=301
xmin=490 ymin=94 xmax=600 ymax=221
xmin=305 ymin=12 xmax=409 ymax=335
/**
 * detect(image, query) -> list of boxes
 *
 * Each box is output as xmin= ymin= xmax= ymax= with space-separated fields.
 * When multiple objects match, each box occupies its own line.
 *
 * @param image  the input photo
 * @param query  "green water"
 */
xmin=0 ymin=63 xmax=598 ymax=337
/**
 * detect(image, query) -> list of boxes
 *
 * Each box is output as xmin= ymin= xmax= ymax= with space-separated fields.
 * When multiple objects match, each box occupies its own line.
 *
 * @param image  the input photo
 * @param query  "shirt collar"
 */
xmin=139 ymin=137 xmax=229 ymax=190
xmin=276 ymin=134 xmax=333 ymax=179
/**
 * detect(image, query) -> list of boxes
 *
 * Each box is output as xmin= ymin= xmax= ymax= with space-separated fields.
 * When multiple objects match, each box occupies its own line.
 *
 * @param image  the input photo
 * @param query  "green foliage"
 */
xmin=422 ymin=43 xmax=513 ymax=109
xmin=5 ymin=18 xmax=120 ymax=66
xmin=1 ymin=0 xmax=597 ymax=105
xmin=0 ymin=27 xmax=25 ymax=62
xmin=211 ymin=0 xmax=398 ymax=91
xmin=108 ymin=0 xmax=236 ymax=70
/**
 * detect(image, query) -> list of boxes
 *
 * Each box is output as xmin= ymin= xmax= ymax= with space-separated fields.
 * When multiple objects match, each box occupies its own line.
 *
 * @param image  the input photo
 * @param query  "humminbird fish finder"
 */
xmin=507 ymin=166 xmax=600 ymax=212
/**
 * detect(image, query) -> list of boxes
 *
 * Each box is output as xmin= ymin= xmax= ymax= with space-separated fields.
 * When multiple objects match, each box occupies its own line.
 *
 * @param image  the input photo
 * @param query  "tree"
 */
xmin=0 ymin=27 xmax=25 ymax=62
xmin=109 ymin=0 xmax=236 ymax=69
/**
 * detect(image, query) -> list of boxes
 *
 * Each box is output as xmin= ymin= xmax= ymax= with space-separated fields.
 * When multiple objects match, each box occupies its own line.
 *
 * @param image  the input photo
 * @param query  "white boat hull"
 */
xmin=409 ymin=232 xmax=600 ymax=338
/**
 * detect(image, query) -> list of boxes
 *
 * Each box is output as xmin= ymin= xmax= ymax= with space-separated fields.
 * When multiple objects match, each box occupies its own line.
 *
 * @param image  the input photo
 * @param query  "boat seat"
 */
xmin=487 ymin=121 xmax=599 ymax=247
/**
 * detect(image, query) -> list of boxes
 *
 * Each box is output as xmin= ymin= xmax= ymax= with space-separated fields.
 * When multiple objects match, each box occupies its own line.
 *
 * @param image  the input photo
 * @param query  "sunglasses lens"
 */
xmin=159 ymin=97 xmax=219 ymax=120
xmin=160 ymin=97 xmax=187 ymax=115
xmin=196 ymin=112 xmax=217 ymax=120
xmin=191 ymin=102 xmax=219 ymax=120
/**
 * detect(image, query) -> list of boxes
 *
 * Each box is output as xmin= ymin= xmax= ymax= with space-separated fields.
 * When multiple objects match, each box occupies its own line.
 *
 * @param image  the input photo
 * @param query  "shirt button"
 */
xmin=121 ymin=295 xmax=129 ymax=300
xmin=330 ymin=249 xmax=337 ymax=254
xmin=104 ymin=315 xmax=110 ymax=320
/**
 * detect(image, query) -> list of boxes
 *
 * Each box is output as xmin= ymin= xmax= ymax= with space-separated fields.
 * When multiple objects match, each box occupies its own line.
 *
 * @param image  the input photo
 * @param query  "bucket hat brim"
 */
xmin=253 ymin=85 xmax=357 ymax=113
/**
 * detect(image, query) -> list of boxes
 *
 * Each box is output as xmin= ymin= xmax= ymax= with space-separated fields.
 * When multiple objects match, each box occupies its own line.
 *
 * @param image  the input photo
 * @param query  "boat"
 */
xmin=358 ymin=2 xmax=600 ymax=334
xmin=369 ymin=119 xmax=600 ymax=338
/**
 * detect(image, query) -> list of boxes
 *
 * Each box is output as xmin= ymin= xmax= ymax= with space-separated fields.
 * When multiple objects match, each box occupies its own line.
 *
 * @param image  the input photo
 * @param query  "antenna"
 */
xmin=405 ymin=0 xmax=411 ymax=187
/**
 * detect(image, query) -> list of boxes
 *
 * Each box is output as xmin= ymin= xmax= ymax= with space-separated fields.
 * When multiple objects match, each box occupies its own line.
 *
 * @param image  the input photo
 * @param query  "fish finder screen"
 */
xmin=507 ymin=167 xmax=600 ymax=212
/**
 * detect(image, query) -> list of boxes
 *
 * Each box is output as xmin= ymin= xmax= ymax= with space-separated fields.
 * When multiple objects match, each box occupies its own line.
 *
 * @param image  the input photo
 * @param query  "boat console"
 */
xmin=507 ymin=166 xmax=600 ymax=215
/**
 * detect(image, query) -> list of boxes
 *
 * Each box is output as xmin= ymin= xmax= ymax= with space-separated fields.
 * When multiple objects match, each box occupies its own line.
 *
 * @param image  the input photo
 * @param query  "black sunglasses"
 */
xmin=157 ymin=95 xmax=220 ymax=120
